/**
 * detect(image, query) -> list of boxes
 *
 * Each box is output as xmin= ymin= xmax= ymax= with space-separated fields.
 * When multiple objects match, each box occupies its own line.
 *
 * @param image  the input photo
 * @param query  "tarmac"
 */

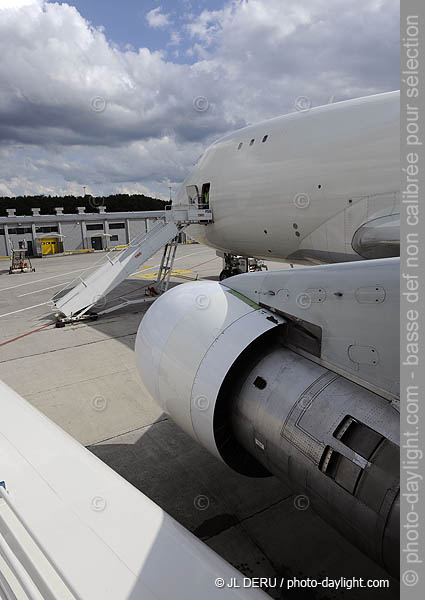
xmin=0 ymin=246 xmax=398 ymax=599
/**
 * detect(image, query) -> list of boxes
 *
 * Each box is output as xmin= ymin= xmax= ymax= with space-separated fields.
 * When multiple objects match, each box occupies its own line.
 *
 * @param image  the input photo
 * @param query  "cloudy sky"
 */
xmin=0 ymin=0 xmax=399 ymax=199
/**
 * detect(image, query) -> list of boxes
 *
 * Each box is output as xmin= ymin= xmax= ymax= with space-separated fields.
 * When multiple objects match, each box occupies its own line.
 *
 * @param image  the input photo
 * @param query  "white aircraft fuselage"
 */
xmin=135 ymin=91 xmax=402 ymax=580
xmin=176 ymin=91 xmax=400 ymax=264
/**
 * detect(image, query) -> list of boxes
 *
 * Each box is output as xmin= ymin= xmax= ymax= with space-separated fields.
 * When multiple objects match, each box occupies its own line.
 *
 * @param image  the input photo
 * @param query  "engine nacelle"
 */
xmin=135 ymin=280 xmax=284 ymax=461
xmin=135 ymin=280 xmax=399 ymax=578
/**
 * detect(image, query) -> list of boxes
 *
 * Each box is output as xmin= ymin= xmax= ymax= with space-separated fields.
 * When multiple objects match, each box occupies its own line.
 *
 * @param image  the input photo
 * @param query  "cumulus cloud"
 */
xmin=0 ymin=0 xmax=41 ymax=9
xmin=185 ymin=0 xmax=399 ymax=122
xmin=0 ymin=0 xmax=399 ymax=197
xmin=146 ymin=6 xmax=172 ymax=29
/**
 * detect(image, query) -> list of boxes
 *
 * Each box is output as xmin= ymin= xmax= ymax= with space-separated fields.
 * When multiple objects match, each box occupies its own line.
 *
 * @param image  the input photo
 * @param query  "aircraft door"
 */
xmin=201 ymin=183 xmax=210 ymax=208
xmin=186 ymin=185 xmax=200 ymax=205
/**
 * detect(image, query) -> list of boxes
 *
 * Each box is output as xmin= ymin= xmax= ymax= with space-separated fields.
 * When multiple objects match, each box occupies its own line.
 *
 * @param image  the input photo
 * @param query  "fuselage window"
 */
xmin=262 ymin=135 xmax=269 ymax=143
xmin=249 ymin=139 xmax=255 ymax=146
xmin=237 ymin=142 xmax=243 ymax=150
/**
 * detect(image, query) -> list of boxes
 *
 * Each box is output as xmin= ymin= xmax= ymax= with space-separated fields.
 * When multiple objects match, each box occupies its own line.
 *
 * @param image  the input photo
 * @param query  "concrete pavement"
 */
xmin=0 ymin=247 xmax=397 ymax=598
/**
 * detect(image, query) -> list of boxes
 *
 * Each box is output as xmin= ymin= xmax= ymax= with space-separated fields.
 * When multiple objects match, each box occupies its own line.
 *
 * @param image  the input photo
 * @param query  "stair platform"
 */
xmin=53 ymin=205 xmax=213 ymax=322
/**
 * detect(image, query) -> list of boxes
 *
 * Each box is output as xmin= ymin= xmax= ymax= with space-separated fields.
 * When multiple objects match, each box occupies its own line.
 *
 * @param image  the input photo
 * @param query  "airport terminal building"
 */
xmin=0 ymin=206 xmax=166 ymax=257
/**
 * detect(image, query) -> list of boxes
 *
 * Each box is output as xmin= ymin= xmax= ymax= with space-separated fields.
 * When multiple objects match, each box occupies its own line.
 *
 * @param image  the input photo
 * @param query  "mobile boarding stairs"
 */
xmin=53 ymin=205 xmax=212 ymax=324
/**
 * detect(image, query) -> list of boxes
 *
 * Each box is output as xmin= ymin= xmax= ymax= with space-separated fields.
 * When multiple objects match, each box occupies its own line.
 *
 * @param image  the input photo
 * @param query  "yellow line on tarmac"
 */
xmin=134 ymin=268 xmax=195 ymax=280
xmin=174 ymin=273 xmax=199 ymax=281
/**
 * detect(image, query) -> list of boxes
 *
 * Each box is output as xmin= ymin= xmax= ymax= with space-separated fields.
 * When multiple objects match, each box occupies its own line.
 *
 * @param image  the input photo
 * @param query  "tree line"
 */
xmin=0 ymin=194 xmax=170 ymax=216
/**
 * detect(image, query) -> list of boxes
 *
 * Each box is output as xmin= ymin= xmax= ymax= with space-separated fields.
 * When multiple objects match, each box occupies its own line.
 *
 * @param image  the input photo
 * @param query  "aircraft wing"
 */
xmin=0 ymin=380 xmax=267 ymax=600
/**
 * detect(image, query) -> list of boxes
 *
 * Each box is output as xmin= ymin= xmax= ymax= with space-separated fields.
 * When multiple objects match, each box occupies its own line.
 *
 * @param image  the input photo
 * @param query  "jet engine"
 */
xmin=135 ymin=261 xmax=400 ymax=578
